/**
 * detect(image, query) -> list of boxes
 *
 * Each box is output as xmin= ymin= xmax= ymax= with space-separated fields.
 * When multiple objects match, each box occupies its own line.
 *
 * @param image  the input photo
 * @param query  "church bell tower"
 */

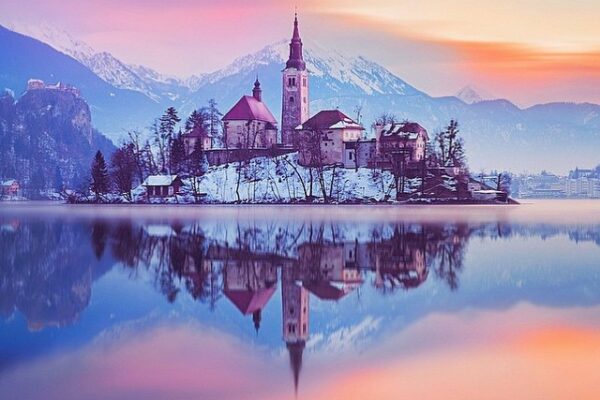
xmin=281 ymin=13 xmax=309 ymax=147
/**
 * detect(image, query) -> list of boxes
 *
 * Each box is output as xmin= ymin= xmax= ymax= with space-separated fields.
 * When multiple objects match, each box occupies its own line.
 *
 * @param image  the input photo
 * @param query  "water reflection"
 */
xmin=98 ymin=220 xmax=470 ymax=391
xmin=103 ymin=220 xmax=472 ymax=390
xmin=3 ymin=213 xmax=600 ymax=395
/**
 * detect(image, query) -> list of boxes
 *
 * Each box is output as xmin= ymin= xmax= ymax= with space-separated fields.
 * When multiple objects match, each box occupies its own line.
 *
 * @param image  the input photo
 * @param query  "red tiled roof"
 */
xmin=222 ymin=95 xmax=277 ymax=124
xmin=224 ymin=287 xmax=277 ymax=315
xmin=300 ymin=110 xmax=362 ymax=131
xmin=304 ymin=282 xmax=348 ymax=300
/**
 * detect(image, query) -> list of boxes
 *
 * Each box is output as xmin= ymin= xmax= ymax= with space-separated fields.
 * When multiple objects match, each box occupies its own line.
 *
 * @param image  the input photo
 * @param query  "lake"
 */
xmin=1 ymin=201 xmax=600 ymax=399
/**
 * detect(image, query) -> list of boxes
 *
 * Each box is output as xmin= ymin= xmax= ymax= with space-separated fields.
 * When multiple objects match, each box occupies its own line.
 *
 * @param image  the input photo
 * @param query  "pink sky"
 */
xmin=1 ymin=0 xmax=599 ymax=105
xmin=1 ymin=304 xmax=599 ymax=399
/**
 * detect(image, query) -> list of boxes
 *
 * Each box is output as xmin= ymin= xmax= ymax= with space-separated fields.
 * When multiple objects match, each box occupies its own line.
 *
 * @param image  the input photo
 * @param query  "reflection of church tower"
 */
xmin=281 ymin=13 xmax=309 ymax=147
xmin=282 ymin=267 xmax=309 ymax=394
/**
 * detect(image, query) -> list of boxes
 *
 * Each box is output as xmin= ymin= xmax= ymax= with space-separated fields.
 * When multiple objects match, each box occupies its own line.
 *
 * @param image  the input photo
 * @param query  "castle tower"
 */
xmin=281 ymin=13 xmax=309 ymax=147
xmin=281 ymin=267 xmax=309 ymax=394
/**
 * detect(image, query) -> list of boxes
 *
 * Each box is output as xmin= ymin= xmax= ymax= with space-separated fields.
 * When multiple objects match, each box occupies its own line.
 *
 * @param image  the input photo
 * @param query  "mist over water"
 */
xmin=1 ymin=201 xmax=600 ymax=399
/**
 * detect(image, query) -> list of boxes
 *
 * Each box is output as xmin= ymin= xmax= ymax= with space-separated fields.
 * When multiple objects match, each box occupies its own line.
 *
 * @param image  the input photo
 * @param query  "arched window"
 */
xmin=289 ymin=96 xmax=294 ymax=103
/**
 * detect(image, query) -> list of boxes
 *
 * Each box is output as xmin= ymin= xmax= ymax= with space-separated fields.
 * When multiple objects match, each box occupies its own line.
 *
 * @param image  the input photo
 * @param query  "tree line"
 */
xmin=86 ymin=100 xmax=222 ymax=201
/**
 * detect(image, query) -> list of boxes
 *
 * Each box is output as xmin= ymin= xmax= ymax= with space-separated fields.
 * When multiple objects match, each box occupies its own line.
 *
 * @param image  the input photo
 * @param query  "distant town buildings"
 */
xmin=513 ymin=167 xmax=600 ymax=198
xmin=566 ymin=168 xmax=600 ymax=198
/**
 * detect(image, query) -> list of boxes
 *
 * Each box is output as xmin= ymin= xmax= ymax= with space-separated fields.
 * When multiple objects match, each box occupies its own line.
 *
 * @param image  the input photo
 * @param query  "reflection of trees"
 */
xmin=100 ymin=220 xmax=474 ymax=304
xmin=105 ymin=221 xmax=223 ymax=308
xmin=374 ymin=225 xmax=429 ymax=293
xmin=425 ymin=224 xmax=471 ymax=291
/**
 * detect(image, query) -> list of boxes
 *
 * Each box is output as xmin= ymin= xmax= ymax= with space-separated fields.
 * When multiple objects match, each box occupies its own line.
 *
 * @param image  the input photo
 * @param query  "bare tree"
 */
xmin=435 ymin=119 xmax=466 ymax=168
xmin=380 ymin=135 xmax=411 ymax=200
xmin=372 ymin=112 xmax=398 ymax=129
xmin=111 ymin=143 xmax=137 ymax=200
xmin=127 ymin=129 xmax=147 ymax=183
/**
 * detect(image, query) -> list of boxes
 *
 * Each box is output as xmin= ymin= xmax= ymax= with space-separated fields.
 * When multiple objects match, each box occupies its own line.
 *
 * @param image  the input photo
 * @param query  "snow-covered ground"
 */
xmin=130 ymin=154 xmax=425 ymax=204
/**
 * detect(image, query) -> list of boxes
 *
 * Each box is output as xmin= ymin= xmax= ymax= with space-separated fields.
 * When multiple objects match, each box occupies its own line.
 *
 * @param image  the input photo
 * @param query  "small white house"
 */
xmin=142 ymin=175 xmax=183 ymax=198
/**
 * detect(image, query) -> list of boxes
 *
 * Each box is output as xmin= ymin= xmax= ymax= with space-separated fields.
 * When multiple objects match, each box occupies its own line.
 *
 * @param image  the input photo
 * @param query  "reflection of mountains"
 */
xmin=2 ymin=217 xmax=600 ymax=389
xmin=0 ymin=219 xmax=112 ymax=330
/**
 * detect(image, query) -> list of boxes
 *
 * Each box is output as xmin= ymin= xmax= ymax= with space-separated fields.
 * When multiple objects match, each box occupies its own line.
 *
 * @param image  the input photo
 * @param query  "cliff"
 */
xmin=0 ymin=86 xmax=115 ymax=195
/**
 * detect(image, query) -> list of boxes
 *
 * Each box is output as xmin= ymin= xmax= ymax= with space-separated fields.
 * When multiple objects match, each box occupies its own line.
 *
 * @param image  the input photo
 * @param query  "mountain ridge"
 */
xmin=1 ymin=23 xmax=599 ymax=173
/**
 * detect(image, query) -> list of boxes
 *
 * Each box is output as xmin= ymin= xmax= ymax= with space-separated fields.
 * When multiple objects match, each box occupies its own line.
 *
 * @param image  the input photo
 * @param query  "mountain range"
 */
xmin=1 ymin=23 xmax=599 ymax=173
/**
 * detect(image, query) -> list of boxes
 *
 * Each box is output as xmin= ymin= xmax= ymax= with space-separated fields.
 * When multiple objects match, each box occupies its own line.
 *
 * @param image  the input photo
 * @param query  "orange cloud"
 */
xmin=321 ymin=10 xmax=600 ymax=104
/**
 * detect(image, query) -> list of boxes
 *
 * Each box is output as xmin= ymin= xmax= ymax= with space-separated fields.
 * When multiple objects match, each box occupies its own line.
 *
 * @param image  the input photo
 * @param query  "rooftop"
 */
xmin=298 ymin=110 xmax=363 ymax=131
xmin=381 ymin=122 xmax=428 ymax=140
xmin=222 ymin=95 xmax=277 ymax=125
xmin=142 ymin=175 xmax=179 ymax=186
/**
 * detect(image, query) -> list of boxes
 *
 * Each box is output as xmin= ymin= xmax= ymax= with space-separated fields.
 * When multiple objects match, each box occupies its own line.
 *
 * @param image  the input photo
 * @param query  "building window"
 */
xmin=289 ymin=96 xmax=294 ymax=103
xmin=289 ymin=306 xmax=294 ymax=315
xmin=288 ymin=323 xmax=296 ymax=334
xmin=349 ymin=152 xmax=353 ymax=160
xmin=303 ymin=78 xmax=307 ymax=87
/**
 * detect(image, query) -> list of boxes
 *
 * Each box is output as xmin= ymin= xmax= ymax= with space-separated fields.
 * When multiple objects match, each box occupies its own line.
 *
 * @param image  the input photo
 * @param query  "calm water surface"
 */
xmin=1 ymin=201 xmax=600 ymax=399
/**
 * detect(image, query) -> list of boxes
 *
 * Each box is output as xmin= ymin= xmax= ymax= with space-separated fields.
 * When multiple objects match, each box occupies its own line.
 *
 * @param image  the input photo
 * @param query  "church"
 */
xmin=221 ymin=13 xmax=310 ymax=151
xmin=221 ymin=13 xmax=429 ymax=173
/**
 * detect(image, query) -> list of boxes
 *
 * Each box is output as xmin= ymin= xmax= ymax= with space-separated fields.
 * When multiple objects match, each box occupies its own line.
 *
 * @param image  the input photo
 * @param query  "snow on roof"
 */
xmin=382 ymin=122 xmax=427 ymax=139
xmin=222 ymin=95 xmax=277 ymax=124
xmin=473 ymin=190 xmax=504 ymax=194
xmin=144 ymin=224 xmax=177 ymax=237
xmin=142 ymin=175 xmax=179 ymax=186
xmin=1 ymin=179 xmax=17 ymax=186
xmin=299 ymin=110 xmax=363 ymax=131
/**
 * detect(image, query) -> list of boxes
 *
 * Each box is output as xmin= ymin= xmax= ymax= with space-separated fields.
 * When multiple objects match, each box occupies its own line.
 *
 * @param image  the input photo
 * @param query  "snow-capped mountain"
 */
xmin=197 ymin=39 xmax=418 ymax=97
xmin=2 ymin=22 xmax=600 ymax=172
xmin=455 ymin=85 xmax=496 ymax=104
xmin=3 ymin=22 xmax=190 ymax=102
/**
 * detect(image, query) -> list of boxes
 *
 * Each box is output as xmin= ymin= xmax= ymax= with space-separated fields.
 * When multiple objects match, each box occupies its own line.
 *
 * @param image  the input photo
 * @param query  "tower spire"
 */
xmin=286 ymin=12 xmax=306 ymax=70
xmin=252 ymin=77 xmax=262 ymax=101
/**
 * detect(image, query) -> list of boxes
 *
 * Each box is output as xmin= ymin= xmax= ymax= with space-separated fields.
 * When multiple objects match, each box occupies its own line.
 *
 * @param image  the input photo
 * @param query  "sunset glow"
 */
xmin=1 ymin=0 xmax=599 ymax=104
xmin=2 ymin=305 xmax=599 ymax=399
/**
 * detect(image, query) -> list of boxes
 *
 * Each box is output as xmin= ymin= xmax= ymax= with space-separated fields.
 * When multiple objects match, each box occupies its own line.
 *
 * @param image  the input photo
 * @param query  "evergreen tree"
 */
xmin=206 ymin=99 xmax=223 ymax=144
xmin=185 ymin=109 xmax=209 ymax=134
xmin=169 ymin=131 xmax=187 ymax=175
xmin=160 ymin=107 xmax=181 ymax=137
xmin=90 ymin=150 xmax=110 ymax=201
xmin=156 ymin=107 xmax=181 ymax=173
